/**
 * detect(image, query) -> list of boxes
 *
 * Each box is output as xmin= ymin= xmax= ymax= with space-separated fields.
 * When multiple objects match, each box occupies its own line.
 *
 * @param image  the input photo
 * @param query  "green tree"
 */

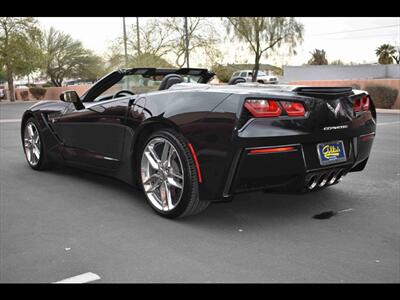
xmin=375 ymin=44 xmax=399 ymax=64
xmin=308 ymin=49 xmax=328 ymax=65
xmin=0 ymin=62 xmax=6 ymax=83
xmin=106 ymin=19 xmax=174 ymax=71
xmin=41 ymin=27 xmax=104 ymax=86
xmin=105 ymin=44 xmax=173 ymax=72
xmin=0 ymin=17 xmax=42 ymax=101
xmin=330 ymin=59 xmax=344 ymax=65
xmin=133 ymin=52 xmax=174 ymax=68
xmin=128 ymin=19 xmax=173 ymax=58
xmin=163 ymin=17 xmax=220 ymax=68
xmin=225 ymin=17 xmax=303 ymax=82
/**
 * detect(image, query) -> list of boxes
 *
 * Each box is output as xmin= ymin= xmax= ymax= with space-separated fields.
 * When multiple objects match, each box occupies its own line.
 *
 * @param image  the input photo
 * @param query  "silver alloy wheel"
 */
xmin=24 ymin=122 xmax=41 ymax=166
xmin=141 ymin=137 xmax=184 ymax=212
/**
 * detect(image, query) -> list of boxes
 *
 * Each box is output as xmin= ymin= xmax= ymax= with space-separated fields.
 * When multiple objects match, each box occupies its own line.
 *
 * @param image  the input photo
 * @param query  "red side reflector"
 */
xmin=188 ymin=143 xmax=202 ymax=183
xmin=360 ymin=132 xmax=375 ymax=142
xmin=281 ymin=101 xmax=305 ymax=117
xmin=248 ymin=146 xmax=296 ymax=155
xmin=361 ymin=96 xmax=370 ymax=111
xmin=244 ymin=99 xmax=282 ymax=117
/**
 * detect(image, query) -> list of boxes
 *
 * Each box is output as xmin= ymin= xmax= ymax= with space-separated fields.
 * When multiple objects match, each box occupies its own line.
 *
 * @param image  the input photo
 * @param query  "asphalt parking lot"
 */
xmin=0 ymin=101 xmax=399 ymax=283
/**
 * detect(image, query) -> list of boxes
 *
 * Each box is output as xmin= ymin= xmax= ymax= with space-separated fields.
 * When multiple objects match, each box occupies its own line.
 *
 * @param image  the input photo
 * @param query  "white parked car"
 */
xmin=231 ymin=70 xmax=278 ymax=84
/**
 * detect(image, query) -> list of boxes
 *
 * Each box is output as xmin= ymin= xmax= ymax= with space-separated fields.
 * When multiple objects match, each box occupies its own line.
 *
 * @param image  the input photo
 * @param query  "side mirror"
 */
xmin=60 ymin=90 xmax=84 ymax=110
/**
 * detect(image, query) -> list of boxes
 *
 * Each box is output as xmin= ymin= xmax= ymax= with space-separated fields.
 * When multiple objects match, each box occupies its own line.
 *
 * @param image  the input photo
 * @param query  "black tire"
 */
xmin=138 ymin=128 xmax=209 ymax=218
xmin=228 ymin=77 xmax=246 ymax=85
xmin=22 ymin=117 xmax=49 ymax=170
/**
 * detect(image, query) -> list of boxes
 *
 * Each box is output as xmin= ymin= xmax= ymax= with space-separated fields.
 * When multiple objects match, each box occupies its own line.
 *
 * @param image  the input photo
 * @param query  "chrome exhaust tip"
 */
xmin=307 ymin=176 xmax=319 ymax=190
xmin=318 ymin=173 xmax=329 ymax=187
xmin=336 ymin=170 xmax=345 ymax=183
xmin=327 ymin=170 xmax=339 ymax=185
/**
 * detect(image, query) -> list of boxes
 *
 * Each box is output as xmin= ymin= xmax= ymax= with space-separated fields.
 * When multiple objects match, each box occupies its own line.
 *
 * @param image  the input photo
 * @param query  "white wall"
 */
xmin=281 ymin=64 xmax=400 ymax=82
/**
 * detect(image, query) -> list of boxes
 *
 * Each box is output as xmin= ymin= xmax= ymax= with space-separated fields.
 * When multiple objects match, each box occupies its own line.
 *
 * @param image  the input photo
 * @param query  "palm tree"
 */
xmin=375 ymin=44 xmax=399 ymax=64
xmin=307 ymin=49 xmax=328 ymax=65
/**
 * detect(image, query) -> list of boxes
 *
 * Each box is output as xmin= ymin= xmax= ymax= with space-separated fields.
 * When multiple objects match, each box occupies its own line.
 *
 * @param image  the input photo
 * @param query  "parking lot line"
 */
xmin=0 ymin=119 xmax=21 ymax=123
xmin=53 ymin=272 xmax=101 ymax=284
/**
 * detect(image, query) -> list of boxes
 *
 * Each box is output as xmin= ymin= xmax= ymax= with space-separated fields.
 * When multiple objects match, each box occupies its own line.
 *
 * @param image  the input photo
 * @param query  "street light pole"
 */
xmin=123 ymin=17 xmax=128 ymax=67
xmin=184 ymin=17 xmax=189 ymax=68
xmin=136 ymin=17 xmax=140 ymax=57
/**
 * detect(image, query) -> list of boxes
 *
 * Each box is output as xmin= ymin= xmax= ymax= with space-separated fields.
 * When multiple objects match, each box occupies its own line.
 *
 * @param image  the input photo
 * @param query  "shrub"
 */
xmin=20 ymin=90 xmax=29 ymax=101
xmin=29 ymin=87 xmax=47 ymax=100
xmin=351 ymin=83 xmax=361 ymax=90
xmin=364 ymin=85 xmax=398 ymax=109
xmin=211 ymin=64 xmax=237 ymax=83
xmin=42 ymin=82 xmax=55 ymax=87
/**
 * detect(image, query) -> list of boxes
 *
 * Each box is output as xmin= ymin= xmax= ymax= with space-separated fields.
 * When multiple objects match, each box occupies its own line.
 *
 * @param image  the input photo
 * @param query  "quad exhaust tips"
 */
xmin=307 ymin=176 xmax=319 ymax=190
xmin=306 ymin=169 xmax=346 ymax=190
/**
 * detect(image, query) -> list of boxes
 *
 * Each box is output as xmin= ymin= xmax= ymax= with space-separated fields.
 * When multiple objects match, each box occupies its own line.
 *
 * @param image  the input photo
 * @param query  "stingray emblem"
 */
xmin=326 ymin=102 xmax=341 ymax=117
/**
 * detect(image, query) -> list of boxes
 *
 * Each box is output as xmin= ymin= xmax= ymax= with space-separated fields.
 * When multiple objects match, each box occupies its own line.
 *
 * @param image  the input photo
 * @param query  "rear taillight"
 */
xmin=353 ymin=98 xmax=361 ymax=112
xmin=244 ymin=99 xmax=282 ymax=117
xmin=244 ymin=99 xmax=305 ymax=118
xmin=361 ymin=96 xmax=369 ymax=111
xmin=280 ymin=101 xmax=305 ymax=117
xmin=354 ymin=95 xmax=370 ymax=113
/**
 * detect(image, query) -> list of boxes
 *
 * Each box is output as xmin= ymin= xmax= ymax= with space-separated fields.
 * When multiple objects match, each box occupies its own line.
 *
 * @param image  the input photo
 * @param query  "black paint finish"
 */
xmin=21 ymin=69 xmax=376 ymax=203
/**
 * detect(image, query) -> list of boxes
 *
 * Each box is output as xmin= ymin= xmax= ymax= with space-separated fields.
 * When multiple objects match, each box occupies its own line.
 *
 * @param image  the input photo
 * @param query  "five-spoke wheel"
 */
xmin=141 ymin=137 xmax=184 ymax=212
xmin=23 ymin=121 xmax=41 ymax=167
xmin=22 ymin=118 xmax=48 ymax=170
xmin=139 ymin=129 xmax=209 ymax=218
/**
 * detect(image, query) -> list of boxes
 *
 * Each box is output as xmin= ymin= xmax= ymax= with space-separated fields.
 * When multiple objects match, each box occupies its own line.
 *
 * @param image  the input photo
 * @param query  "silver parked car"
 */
xmin=231 ymin=70 xmax=278 ymax=84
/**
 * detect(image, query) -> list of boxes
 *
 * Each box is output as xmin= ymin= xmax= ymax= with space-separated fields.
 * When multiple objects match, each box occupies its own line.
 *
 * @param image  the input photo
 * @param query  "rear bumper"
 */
xmin=221 ymin=126 xmax=375 ymax=200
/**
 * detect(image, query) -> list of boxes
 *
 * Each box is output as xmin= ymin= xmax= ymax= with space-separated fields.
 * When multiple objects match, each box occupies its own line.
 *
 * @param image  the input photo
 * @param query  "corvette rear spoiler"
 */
xmin=293 ymin=87 xmax=354 ymax=100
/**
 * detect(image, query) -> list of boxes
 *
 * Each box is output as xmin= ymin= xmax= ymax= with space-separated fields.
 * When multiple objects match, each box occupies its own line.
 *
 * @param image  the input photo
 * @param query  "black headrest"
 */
xmin=159 ymin=74 xmax=183 ymax=90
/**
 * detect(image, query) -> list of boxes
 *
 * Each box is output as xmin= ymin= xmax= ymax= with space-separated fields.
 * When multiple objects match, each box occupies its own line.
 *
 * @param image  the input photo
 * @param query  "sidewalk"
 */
xmin=0 ymin=100 xmax=41 ymax=104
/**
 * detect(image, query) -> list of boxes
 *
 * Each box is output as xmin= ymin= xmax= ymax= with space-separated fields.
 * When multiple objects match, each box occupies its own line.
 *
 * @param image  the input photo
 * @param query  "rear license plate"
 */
xmin=317 ymin=140 xmax=347 ymax=165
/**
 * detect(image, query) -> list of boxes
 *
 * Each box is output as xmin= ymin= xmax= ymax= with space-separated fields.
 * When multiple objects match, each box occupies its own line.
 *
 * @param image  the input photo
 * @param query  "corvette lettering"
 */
xmin=323 ymin=125 xmax=348 ymax=131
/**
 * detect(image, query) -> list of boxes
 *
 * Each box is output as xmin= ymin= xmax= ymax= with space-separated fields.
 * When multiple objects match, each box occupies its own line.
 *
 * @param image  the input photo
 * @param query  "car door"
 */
xmin=49 ymin=96 xmax=132 ymax=169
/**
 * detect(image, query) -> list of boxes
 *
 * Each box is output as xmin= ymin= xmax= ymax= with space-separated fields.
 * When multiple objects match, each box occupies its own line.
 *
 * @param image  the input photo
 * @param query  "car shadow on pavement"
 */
xmin=48 ymin=164 xmax=144 ymax=199
xmin=46 ymin=164 xmax=354 ymax=229
xmin=179 ymin=187 xmax=355 ymax=231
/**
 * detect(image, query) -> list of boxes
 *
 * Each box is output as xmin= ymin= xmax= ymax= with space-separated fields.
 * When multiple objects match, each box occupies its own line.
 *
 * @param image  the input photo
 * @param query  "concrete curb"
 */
xmin=376 ymin=108 xmax=400 ymax=114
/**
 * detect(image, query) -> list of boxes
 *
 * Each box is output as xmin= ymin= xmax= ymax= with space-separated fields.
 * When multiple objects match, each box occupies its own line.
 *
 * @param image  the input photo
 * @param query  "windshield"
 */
xmin=94 ymin=74 xmax=202 ymax=102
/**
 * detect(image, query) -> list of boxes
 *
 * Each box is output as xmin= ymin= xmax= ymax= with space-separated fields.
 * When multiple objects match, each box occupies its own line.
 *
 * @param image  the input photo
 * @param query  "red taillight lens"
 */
xmin=281 ymin=101 xmax=305 ymax=117
xmin=244 ymin=99 xmax=282 ymax=117
xmin=353 ymin=98 xmax=361 ymax=112
xmin=361 ymin=96 xmax=369 ymax=111
xmin=354 ymin=96 xmax=369 ymax=113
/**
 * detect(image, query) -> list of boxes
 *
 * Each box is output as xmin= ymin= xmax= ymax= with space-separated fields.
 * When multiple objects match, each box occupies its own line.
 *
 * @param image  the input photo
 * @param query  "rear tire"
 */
xmin=138 ymin=129 xmax=209 ymax=218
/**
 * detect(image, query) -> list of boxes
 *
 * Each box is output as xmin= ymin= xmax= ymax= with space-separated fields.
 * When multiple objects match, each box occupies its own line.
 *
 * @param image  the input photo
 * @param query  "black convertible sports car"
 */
xmin=21 ymin=67 xmax=376 ymax=218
